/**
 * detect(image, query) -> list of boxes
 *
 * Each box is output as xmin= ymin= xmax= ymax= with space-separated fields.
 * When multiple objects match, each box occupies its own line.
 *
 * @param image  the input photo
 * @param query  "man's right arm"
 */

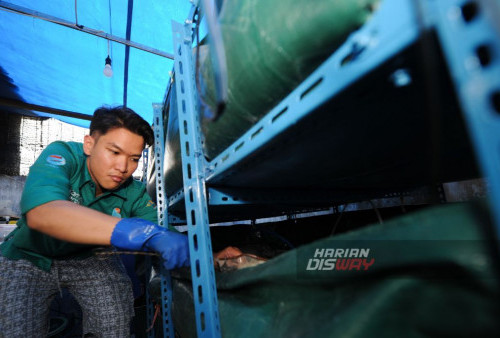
xmin=20 ymin=143 xmax=116 ymax=245
xmin=26 ymin=200 xmax=119 ymax=245
xmin=26 ymin=200 xmax=190 ymax=269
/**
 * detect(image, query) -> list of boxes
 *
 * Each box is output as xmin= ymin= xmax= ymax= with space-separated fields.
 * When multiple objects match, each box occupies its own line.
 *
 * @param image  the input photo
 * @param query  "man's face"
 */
xmin=83 ymin=127 xmax=145 ymax=196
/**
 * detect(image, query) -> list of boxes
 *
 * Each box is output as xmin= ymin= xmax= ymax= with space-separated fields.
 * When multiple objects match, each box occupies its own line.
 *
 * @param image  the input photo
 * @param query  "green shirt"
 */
xmin=0 ymin=141 xmax=157 ymax=272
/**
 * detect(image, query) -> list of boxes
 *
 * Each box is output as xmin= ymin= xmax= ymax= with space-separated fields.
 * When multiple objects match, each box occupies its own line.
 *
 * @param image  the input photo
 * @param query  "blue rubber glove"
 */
xmin=111 ymin=218 xmax=190 ymax=270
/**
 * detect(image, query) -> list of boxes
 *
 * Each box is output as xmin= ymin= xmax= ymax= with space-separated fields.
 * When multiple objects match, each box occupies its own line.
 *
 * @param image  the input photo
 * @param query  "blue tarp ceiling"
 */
xmin=0 ymin=0 xmax=194 ymax=127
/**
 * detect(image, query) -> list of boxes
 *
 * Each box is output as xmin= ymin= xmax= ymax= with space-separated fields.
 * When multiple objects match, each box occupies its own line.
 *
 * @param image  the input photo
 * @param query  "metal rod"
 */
xmin=0 ymin=1 xmax=174 ymax=60
xmin=200 ymin=0 xmax=228 ymax=118
xmin=0 ymin=97 xmax=92 ymax=121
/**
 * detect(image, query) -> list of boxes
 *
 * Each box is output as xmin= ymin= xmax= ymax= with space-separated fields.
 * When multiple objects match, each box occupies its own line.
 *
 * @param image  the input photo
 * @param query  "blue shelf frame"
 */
xmin=166 ymin=0 xmax=500 ymax=225
xmin=158 ymin=0 xmax=500 ymax=335
xmin=430 ymin=0 xmax=500 ymax=240
xmin=167 ymin=0 xmax=424 ymax=214
xmin=204 ymin=0 xmax=421 ymax=184
xmin=147 ymin=104 xmax=175 ymax=337
xmin=171 ymin=19 xmax=221 ymax=338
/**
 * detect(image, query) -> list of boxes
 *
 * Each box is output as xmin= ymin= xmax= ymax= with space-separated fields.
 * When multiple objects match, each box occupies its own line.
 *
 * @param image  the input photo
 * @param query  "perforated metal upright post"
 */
xmin=431 ymin=0 xmax=500 ymax=235
xmin=141 ymin=145 xmax=155 ymax=337
xmin=140 ymin=148 xmax=149 ymax=184
xmin=145 ymin=103 xmax=175 ymax=337
xmin=172 ymin=20 xmax=222 ymax=337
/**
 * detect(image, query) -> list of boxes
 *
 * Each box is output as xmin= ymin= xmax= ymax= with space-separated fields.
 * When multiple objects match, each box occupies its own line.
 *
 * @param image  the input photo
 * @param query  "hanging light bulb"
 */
xmin=103 ymin=55 xmax=113 ymax=77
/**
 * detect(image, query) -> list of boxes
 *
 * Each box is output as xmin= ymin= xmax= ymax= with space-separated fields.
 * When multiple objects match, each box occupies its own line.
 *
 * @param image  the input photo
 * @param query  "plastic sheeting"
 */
xmin=170 ymin=201 xmax=500 ymax=337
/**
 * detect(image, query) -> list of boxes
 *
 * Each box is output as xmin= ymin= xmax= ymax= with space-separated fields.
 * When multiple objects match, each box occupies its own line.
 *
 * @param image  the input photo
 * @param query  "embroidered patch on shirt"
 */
xmin=112 ymin=208 xmax=122 ymax=218
xmin=69 ymin=189 xmax=82 ymax=205
xmin=146 ymin=200 xmax=156 ymax=208
xmin=46 ymin=154 xmax=66 ymax=166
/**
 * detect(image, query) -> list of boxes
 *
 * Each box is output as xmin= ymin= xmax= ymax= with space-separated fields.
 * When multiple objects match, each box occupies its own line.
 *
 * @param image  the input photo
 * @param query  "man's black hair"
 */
xmin=90 ymin=106 xmax=154 ymax=146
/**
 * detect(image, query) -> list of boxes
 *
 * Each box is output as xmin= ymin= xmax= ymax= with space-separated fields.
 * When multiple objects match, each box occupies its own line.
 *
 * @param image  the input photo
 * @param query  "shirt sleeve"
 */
xmin=130 ymin=184 xmax=182 ymax=232
xmin=20 ymin=141 xmax=79 ymax=214
xmin=130 ymin=184 xmax=159 ymax=224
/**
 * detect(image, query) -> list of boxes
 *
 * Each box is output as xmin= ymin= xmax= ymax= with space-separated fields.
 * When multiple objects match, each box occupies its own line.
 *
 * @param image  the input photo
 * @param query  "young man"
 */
xmin=0 ymin=106 xmax=189 ymax=336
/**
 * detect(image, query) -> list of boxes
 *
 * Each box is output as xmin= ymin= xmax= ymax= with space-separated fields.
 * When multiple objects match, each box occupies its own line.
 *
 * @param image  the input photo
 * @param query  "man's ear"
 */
xmin=83 ymin=134 xmax=95 ymax=156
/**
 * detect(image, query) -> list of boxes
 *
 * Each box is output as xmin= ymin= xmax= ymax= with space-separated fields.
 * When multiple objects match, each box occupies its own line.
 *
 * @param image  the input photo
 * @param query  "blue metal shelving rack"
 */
xmin=150 ymin=104 xmax=175 ymax=337
xmin=430 ymin=0 xmax=500 ymax=239
xmin=167 ymin=0 xmax=428 ymax=221
xmin=156 ymin=0 xmax=500 ymax=335
xmin=171 ymin=19 xmax=221 ymax=338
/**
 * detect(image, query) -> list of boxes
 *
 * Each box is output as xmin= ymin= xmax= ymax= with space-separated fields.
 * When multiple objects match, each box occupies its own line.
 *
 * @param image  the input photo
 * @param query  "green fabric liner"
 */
xmin=199 ymin=0 xmax=379 ymax=159
xmin=162 ymin=0 xmax=379 ymax=195
xmin=170 ymin=201 xmax=500 ymax=337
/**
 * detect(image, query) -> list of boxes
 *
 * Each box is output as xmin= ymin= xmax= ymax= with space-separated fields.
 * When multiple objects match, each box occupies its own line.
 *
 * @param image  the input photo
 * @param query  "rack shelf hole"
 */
xmin=461 ymin=1 xmax=479 ymax=23
xmin=272 ymin=107 xmax=288 ymax=123
xmin=300 ymin=78 xmax=323 ymax=100
xmin=491 ymin=91 xmax=500 ymax=114
xmin=476 ymin=44 xmax=492 ymax=67
xmin=251 ymin=127 xmax=263 ymax=139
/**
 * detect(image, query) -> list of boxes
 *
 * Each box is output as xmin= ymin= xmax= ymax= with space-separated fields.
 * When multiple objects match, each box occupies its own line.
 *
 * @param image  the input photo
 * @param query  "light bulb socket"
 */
xmin=105 ymin=55 xmax=112 ymax=66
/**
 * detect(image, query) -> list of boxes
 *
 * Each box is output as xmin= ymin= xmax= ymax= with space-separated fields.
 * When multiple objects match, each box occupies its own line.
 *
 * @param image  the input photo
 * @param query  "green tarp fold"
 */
xmin=171 ymin=201 xmax=500 ymax=337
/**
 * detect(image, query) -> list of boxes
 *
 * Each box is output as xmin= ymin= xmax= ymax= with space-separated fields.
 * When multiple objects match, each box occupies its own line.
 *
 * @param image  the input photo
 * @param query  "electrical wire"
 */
xmin=146 ymin=304 xmax=161 ymax=333
xmin=0 ymin=6 xmax=104 ymax=35
xmin=74 ymin=0 xmax=78 ymax=27
xmin=400 ymin=196 xmax=407 ymax=213
xmin=255 ymin=223 xmax=295 ymax=249
xmin=47 ymin=316 xmax=69 ymax=337
xmin=200 ymin=0 xmax=228 ymax=117
xmin=194 ymin=8 xmax=213 ymax=118
xmin=330 ymin=204 xmax=349 ymax=235
xmin=369 ymin=200 xmax=384 ymax=224
xmin=0 ymin=4 xmax=173 ymax=59
xmin=108 ymin=0 xmax=113 ymax=59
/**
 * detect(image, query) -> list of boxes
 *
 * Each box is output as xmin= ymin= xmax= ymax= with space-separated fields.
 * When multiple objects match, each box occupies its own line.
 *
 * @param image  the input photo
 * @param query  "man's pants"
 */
xmin=0 ymin=253 xmax=134 ymax=337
